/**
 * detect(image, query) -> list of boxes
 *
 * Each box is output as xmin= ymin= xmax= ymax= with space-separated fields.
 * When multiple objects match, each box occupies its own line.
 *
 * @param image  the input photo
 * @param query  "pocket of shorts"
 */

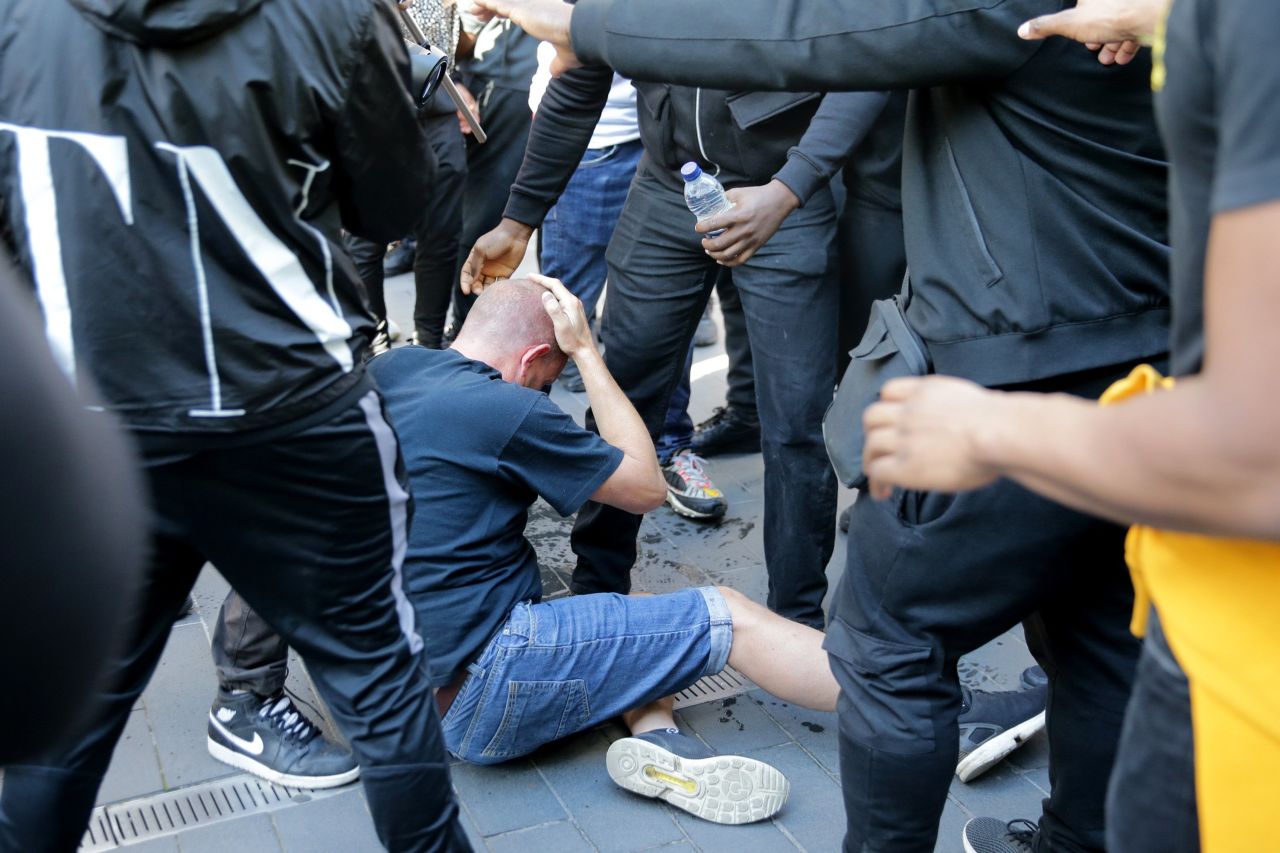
xmin=479 ymin=679 xmax=590 ymax=761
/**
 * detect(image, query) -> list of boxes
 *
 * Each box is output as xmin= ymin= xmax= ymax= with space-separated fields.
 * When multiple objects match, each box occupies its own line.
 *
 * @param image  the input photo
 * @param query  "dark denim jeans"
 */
xmin=570 ymin=167 xmax=839 ymax=627
xmin=1106 ymin=614 xmax=1200 ymax=853
xmin=539 ymin=138 xmax=643 ymax=321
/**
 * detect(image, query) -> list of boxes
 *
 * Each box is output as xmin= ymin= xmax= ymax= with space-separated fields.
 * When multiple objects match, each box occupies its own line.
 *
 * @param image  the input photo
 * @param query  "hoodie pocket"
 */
xmin=942 ymin=136 xmax=1003 ymax=289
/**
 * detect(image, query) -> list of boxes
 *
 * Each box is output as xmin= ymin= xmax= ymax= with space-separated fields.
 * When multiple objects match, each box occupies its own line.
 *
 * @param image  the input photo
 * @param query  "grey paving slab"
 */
xmin=1020 ymin=766 xmax=1051 ymax=798
xmin=946 ymin=763 xmax=1045 ymax=825
xmin=676 ymin=696 xmax=791 ymax=760
xmin=702 ymin=564 xmax=770 ymax=608
xmin=486 ymin=820 xmax=595 ymax=853
xmin=98 ymin=707 xmax=164 ymax=805
xmin=457 ymin=800 xmax=491 ymax=852
xmin=176 ymin=813 xmax=281 ymax=853
xmin=1006 ymin=729 xmax=1050 ymax=772
xmin=139 ymin=622 xmax=231 ymax=789
xmin=630 ymin=556 xmax=715 ymax=596
xmin=958 ymin=631 xmax=1035 ymax=692
xmin=669 ymin=806 xmax=796 ymax=853
xmin=935 ymin=797 xmax=972 ymax=853
xmin=121 ymin=836 xmax=180 ymax=853
xmin=534 ymin=728 xmax=684 ymax=853
xmin=637 ymin=843 xmax=697 ymax=853
xmin=450 ymin=759 xmax=567 ymax=836
xmin=752 ymin=692 xmax=841 ymax=778
xmin=760 ymin=743 xmax=845 ymax=853
xmin=274 ymin=788 xmax=382 ymax=853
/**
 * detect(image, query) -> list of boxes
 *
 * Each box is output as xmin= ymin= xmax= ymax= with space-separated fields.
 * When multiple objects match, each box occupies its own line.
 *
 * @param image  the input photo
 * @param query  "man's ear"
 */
xmin=517 ymin=343 xmax=553 ymax=385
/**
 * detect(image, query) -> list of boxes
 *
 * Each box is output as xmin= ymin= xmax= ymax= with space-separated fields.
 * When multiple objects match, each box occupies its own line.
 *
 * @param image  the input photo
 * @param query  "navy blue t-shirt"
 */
xmin=370 ymin=347 xmax=623 ymax=687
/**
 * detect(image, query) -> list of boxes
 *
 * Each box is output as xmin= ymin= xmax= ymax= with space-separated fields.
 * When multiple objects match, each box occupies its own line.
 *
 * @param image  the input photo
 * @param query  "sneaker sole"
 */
xmin=207 ymin=738 xmax=360 ymax=790
xmin=606 ymin=737 xmax=788 ymax=825
xmin=956 ymin=710 xmax=1046 ymax=783
xmin=665 ymin=490 xmax=728 ymax=521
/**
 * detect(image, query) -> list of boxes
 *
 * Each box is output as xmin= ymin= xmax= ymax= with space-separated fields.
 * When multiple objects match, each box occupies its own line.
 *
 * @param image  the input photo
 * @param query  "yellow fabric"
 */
xmin=1102 ymin=366 xmax=1280 ymax=851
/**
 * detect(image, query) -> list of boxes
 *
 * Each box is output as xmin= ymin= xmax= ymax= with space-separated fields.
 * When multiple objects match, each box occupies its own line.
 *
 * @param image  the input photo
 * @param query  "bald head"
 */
xmin=451 ymin=278 xmax=568 ymax=386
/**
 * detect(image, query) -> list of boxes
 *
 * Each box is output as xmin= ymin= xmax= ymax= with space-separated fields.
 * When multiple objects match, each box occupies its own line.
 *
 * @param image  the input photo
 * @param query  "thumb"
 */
xmin=1018 ymin=7 xmax=1082 ymax=41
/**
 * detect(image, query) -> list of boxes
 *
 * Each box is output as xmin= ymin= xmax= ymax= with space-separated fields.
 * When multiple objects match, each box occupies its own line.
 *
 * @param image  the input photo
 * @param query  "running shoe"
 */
xmin=663 ymin=450 xmax=728 ymax=520
xmin=956 ymin=666 xmax=1047 ymax=782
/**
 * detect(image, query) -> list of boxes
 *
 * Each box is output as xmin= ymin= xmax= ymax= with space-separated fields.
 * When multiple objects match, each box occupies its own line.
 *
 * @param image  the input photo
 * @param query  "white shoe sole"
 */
xmin=665 ymin=490 xmax=727 ymax=520
xmin=956 ymin=710 xmax=1046 ymax=783
xmin=606 ymin=736 xmax=788 ymax=825
xmin=207 ymin=738 xmax=360 ymax=789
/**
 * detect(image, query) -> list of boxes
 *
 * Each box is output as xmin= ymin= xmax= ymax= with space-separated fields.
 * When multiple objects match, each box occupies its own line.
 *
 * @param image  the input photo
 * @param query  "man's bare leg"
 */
xmin=719 ymin=586 xmax=839 ymax=711
xmin=623 ymin=697 xmax=677 ymax=735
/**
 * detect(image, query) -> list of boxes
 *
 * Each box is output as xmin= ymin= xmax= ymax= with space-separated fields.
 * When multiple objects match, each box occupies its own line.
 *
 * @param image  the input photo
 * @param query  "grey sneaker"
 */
xmin=663 ymin=450 xmax=728 ymax=520
xmin=956 ymin=666 xmax=1047 ymax=782
xmin=962 ymin=817 xmax=1039 ymax=853
xmin=606 ymin=729 xmax=789 ymax=825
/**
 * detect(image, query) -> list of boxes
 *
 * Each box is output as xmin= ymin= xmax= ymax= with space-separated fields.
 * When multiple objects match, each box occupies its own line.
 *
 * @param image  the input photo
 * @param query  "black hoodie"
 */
xmin=0 ymin=0 xmax=432 ymax=440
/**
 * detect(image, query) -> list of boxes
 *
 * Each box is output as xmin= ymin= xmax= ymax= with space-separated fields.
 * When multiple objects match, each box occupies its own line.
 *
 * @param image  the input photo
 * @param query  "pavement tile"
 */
xmin=1006 ymin=729 xmax=1050 ymax=772
xmin=751 ymin=692 xmax=841 ymax=778
xmin=637 ymin=843 xmax=698 ymax=853
xmin=450 ymin=759 xmax=567 ymax=836
xmin=946 ymin=763 xmax=1044 ymax=825
xmin=676 ymin=697 xmax=791 ymax=759
xmin=630 ymin=555 xmax=715 ymax=596
xmin=535 ymin=728 xmax=684 ymax=853
xmin=177 ymin=813 xmax=281 ymax=853
xmin=958 ymin=631 xmax=1035 ymax=692
xmin=935 ymin=797 xmax=972 ymax=853
xmin=119 ymin=836 xmax=180 ymax=853
xmin=1020 ymin=766 xmax=1051 ymax=798
xmin=274 ymin=788 xmax=382 ymax=852
xmin=759 ymin=743 xmax=845 ymax=853
xmin=669 ymin=806 xmax=796 ymax=852
xmin=98 ymin=707 xmax=164 ymax=805
xmin=140 ymin=622 xmax=232 ymax=788
xmin=456 ymin=800 xmax=490 ymax=852
xmin=486 ymin=820 xmax=595 ymax=853
xmin=701 ymin=565 xmax=770 ymax=608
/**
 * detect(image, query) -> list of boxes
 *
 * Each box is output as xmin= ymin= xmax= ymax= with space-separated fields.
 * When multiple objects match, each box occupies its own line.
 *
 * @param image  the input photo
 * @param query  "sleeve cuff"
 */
xmin=569 ymin=0 xmax=613 ymax=66
xmin=773 ymin=153 xmax=824 ymax=208
xmin=502 ymin=190 xmax=552 ymax=229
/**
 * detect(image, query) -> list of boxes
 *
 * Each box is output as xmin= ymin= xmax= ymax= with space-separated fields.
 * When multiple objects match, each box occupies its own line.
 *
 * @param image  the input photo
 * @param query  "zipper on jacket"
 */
xmin=694 ymin=87 xmax=721 ymax=177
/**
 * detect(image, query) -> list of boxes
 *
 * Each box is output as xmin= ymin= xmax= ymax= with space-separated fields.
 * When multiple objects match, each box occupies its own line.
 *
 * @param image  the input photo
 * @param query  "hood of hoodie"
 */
xmin=67 ymin=0 xmax=268 ymax=47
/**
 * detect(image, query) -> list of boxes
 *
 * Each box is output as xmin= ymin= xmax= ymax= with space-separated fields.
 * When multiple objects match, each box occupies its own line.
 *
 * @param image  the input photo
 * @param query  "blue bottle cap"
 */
xmin=680 ymin=162 xmax=702 ymax=182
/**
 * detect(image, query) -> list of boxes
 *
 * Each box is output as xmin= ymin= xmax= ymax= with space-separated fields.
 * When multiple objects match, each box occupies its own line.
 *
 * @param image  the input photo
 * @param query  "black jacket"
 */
xmin=504 ymin=65 xmax=889 ymax=226
xmin=569 ymin=0 xmax=1172 ymax=386
xmin=0 ymin=0 xmax=431 ymax=438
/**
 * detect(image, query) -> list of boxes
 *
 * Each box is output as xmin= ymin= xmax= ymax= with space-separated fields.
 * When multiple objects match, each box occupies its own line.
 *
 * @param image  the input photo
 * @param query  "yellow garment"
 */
xmin=1102 ymin=366 xmax=1280 ymax=852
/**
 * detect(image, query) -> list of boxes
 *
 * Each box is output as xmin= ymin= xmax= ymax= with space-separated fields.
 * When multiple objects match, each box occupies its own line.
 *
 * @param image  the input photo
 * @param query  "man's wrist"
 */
xmin=768 ymin=179 xmax=802 ymax=213
xmin=969 ymin=390 xmax=1021 ymax=477
xmin=499 ymin=217 xmax=535 ymax=242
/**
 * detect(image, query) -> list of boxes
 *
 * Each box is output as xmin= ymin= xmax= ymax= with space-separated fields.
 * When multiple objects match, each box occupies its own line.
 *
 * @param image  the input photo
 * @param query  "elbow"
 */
xmin=638 ymin=470 xmax=668 ymax=513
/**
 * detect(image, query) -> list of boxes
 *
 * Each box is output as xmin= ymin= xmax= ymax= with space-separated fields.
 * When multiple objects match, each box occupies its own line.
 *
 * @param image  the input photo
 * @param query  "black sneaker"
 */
xmin=558 ymin=358 xmax=585 ymax=392
xmin=956 ymin=666 xmax=1047 ymax=782
xmin=962 ymin=817 xmax=1039 ymax=853
xmin=692 ymin=405 xmax=761 ymax=457
xmin=382 ymin=238 xmax=416 ymax=276
xmin=606 ymin=729 xmax=789 ymax=825
xmin=663 ymin=450 xmax=728 ymax=520
xmin=207 ymin=690 xmax=359 ymax=789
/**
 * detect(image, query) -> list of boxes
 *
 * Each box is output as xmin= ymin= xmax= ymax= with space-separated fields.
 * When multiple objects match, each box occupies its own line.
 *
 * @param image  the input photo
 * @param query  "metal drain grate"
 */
xmin=79 ymin=773 xmax=350 ymax=850
xmin=672 ymin=665 xmax=754 ymax=709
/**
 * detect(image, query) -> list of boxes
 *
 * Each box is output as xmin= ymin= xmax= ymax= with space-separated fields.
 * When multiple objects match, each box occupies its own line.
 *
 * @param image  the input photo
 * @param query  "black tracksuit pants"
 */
xmin=570 ymin=167 xmax=840 ymax=627
xmin=830 ymin=364 xmax=1144 ymax=853
xmin=0 ymin=390 xmax=470 ymax=853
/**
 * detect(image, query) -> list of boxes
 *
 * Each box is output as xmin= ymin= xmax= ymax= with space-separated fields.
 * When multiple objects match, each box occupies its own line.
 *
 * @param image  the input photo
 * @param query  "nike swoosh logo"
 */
xmin=209 ymin=712 xmax=265 ymax=756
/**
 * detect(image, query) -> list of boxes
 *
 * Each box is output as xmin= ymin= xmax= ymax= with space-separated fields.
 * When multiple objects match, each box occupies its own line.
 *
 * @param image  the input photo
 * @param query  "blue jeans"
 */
xmin=439 ymin=587 xmax=731 ymax=764
xmin=539 ymin=139 xmax=643 ymax=321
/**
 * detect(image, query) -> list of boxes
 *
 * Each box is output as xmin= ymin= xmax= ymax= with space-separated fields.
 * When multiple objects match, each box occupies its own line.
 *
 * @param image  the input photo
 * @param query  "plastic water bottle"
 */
xmin=681 ymin=162 xmax=733 ymax=237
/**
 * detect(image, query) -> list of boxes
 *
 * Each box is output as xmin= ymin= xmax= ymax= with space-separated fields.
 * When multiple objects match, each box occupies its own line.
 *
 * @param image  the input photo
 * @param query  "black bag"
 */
xmin=823 ymin=290 xmax=931 ymax=488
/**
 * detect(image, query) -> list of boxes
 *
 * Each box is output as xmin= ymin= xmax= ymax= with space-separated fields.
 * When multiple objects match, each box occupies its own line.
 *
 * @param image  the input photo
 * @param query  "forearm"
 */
xmin=503 ymin=64 xmax=614 ymax=226
xmin=574 ymin=347 xmax=658 ymax=466
xmin=980 ymin=382 xmax=1280 ymax=540
xmin=571 ymin=0 xmax=1054 ymax=92
xmin=774 ymin=92 xmax=890 ymax=205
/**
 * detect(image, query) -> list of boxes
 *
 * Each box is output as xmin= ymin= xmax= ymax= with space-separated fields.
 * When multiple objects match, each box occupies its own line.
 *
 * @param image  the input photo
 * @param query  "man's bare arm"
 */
xmin=864 ymin=201 xmax=1280 ymax=541
xmin=533 ymin=275 xmax=666 ymax=514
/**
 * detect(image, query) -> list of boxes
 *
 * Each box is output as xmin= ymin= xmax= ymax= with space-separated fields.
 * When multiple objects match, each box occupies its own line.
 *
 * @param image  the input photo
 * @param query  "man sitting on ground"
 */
xmin=368 ymin=275 xmax=839 ymax=825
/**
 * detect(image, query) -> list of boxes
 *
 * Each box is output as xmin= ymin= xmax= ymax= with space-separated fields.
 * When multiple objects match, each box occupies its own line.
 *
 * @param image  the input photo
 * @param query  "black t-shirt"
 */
xmin=1159 ymin=0 xmax=1280 ymax=375
xmin=370 ymin=347 xmax=623 ymax=687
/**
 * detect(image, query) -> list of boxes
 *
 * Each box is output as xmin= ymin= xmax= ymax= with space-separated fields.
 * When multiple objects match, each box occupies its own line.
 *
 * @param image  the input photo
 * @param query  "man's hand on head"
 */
xmin=698 ymin=180 xmax=801 ymax=268
xmin=460 ymin=218 xmax=533 ymax=295
xmin=531 ymin=273 xmax=595 ymax=358
xmin=467 ymin=0 xmax=582 ymax=75
xmin=1018 ymin=0 xmax=1170 ymax=66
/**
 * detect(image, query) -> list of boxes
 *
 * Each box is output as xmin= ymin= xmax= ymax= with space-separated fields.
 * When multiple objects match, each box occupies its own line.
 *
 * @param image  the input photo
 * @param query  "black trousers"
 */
xmin=1105 ymin=614 xmax=1200 ymax=853
xmin=836 ymin=199 xmax=906 ymax=375
xmin=830 ymin=365 xmax=1143 ymax=853
xmin=0 ymin=390 xmax=470 ymax=853
xmin=571 ymin=168 xmax=840 ymax=627
xmin=715 ymin=271 xmax=757 ymax=414
xmin=212 ymin=588 xmax=288 ymax=696
xmin=344 ymin=111 xmax=466 ymax=348
xmin=451 ymin=83 xmax=533 ymax=326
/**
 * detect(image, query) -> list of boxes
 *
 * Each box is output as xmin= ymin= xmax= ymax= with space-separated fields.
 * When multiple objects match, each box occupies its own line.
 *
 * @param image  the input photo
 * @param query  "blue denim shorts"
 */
xmin=439 ymin=586 xmax=732 ymax=764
